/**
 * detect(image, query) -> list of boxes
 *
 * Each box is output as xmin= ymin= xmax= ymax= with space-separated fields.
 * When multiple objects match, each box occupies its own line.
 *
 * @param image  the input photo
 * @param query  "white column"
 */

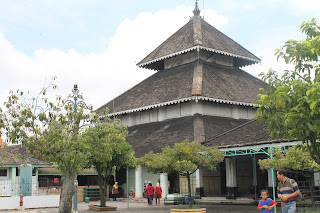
xmin=314 ymin=172 xmax=320 ymax=186
xmin=196 ymin=168 xmax=203 ymax=188
xmin=225 ymin=158 xmax=237 ymax=187
xmin=135 ymin=165 xmax=143 ymax=197
xmin=160 ymin=173 xmax=168 ymax=197
xmin=11 ymin=167 xmax=16 ymax=196
xmin=268 ymin=169 xmax=275 ymax=187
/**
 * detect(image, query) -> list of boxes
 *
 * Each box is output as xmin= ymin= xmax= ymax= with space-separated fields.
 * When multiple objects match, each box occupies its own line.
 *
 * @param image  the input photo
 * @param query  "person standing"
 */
xmin=257 ymin=189 xmax=277 ymax=213
xmin=146 ymin=182 xmax=154 ymax=206
xmin=144 ymin=181 xmax=150 ymax=204
xmin=277 ymin=170 xmax=300 ymax=213
xmin=154 ymin=183 xmax=162 ymax=205
xmin=112 ymin=182 xmax=119 ymax=201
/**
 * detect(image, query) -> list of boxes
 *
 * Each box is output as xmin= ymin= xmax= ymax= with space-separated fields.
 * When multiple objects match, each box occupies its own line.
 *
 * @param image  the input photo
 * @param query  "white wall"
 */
xmin=142 ymin=168 xmax=160 ymax=189
xmin=163 ymin=51 xmax=233 ymax=69
xmin=0 ymin=177 xmax=12 ymax=196
xmin=0 ymin=195 xmax=60 ymax=210
xmin=120 ymin=101 xmax=256 ymax=127
xmin=0 ymin=197 xmax=19 ymax=210
xmin=128 ymin=170 xmax=135 ymax=192
xmin=24 ymin=195 xmax=60 ymax=208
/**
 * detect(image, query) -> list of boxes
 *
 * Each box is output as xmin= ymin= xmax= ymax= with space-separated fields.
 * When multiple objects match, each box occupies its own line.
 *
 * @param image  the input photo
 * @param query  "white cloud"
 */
xmin=0 ymin=6 xmax=229 ymax=109
xmin=288 ymin=0 xmax=320 ymax=14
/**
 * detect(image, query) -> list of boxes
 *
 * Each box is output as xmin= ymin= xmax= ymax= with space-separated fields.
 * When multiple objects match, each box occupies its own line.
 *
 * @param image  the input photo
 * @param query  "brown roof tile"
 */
xmin=96 ymin=62 xmax=194 ymax=114
xmin=38 ymin=167 xmax=97 ymax=175
xmin=137 ymin=17 xmax=260 ymax=70
xmin=202 ymin=116 xmax=276 ymax=148
xmin=126 ymin=116 xmax=194 ymax=158
xmin=202 ymin=62 xmax=268 ymax=104
xmin=96 ymin=61 xmax=267 ymax=115
xmin=126 ymin=115 xmax=279 ymax=158
xmin=0 ymin=145 xmax=52 ymax=166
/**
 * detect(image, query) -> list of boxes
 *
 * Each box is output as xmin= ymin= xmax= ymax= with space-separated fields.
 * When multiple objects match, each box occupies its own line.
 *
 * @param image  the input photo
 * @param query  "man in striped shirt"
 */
xmin=277 ymin=170 xmax=300 ymax=213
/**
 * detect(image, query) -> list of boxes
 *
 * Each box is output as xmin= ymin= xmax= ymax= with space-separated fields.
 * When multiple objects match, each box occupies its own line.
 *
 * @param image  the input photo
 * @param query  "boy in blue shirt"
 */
xmin=257 ymin=190 xmax=277 ymax=213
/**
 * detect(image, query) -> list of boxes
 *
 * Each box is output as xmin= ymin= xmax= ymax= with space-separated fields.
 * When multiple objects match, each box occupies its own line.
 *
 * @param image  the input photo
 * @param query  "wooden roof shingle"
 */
xmin=126 ymin=115 xmax=277 ymax=158
xmin=96 ymin=61 xmax=268 ymax=115
xmin=0 ymin=145 xmax=52 ymax=166
xmin=137 ymin=16 xmax=260 ymax=70
xmin=126 ymin=116 xmax=194 ymax=158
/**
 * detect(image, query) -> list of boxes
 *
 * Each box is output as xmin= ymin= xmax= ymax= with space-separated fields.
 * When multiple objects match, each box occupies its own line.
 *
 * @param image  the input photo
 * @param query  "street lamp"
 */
xmin=65 ymin=84 xmax=88 ymax=213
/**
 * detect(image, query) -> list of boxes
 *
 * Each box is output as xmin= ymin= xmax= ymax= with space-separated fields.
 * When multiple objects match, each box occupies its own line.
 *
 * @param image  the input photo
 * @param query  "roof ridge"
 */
xmin=193 ymin=16 xmax=203 ymax=45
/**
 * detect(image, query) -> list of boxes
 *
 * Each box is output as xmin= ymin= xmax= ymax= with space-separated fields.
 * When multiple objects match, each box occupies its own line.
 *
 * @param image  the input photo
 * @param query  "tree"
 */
xmin=0 ymin=81 xmax=93 ymax=213
xmin=255 ymin=18 xmax=320 ymax=165
xmin=139 ymin=140 xmax=224 ymax=206
xmin=82 ymin=111 xmax=136 ymax=207
xmin=259 ymin=146 xmax=320 ymax=173
xmin=259 ymin=146 xmax=320 ymax=205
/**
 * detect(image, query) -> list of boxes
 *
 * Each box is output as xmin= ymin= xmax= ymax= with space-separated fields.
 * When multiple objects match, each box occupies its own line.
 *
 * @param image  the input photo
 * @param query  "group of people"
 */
xmin=112 ymin=180 xmax=163 ymax=206
xmin=257 ymin=169 xmax=301 ymax=213
xmin=145 ymin=182 xmax=162 ymax=206
xmin=112 ymin=169 xmax=301 ymax=212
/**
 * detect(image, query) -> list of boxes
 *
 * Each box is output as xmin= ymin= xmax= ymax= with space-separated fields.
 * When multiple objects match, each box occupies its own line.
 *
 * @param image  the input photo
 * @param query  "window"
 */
xmin=16 ymin=167 xmax=20 ymax=176
xmin=0 ymin=169 xmax=7 ymax=176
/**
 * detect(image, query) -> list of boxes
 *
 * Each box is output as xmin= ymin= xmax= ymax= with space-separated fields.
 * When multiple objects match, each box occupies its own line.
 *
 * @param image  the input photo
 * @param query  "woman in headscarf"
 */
xmin=146 ymin=182 xmax=154 ymax=206
xmin=112 ymin=182 xmax=119 ymax=201
xmin=155 ymin=183 xmax=162 ymax=205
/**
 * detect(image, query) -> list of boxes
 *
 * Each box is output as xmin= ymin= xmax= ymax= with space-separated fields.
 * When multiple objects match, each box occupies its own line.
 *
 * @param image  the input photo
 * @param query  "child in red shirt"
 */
xmin=257 ymin=190 xmax=277 ymax=213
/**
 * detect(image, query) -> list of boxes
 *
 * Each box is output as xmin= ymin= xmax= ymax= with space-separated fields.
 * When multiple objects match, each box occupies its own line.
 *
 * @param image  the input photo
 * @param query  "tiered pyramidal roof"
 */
xmin=96 ymin=3 xmax=266 ymax=115
xmin=137 ymin=2 xmax=260 ymax=70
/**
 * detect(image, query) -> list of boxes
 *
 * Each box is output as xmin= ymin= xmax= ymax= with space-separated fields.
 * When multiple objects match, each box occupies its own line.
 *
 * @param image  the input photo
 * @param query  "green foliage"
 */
xmin=140 ymin=140 xmax=224 ymax=206
xmin=0 ymin=80 xmax=93 ymax=174
xmin=0 ymin=79 xmax=96 ymax=212
xmin=140 ymin=140 xmax=224 ymax=176
xmin=83 ymin=110 xmax=136 ymax=175
xmin=259 ymin=146 xmax=320 ymax=174
xmin=82 ymin=110 xmax=136 ymax=207
xmin=255 ymin=18 xmax=320 ymax=165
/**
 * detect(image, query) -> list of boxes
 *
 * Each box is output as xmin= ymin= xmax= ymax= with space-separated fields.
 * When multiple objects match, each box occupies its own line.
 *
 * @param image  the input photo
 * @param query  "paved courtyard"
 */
xmin=0 ymin=200 xmax=283 ymax=213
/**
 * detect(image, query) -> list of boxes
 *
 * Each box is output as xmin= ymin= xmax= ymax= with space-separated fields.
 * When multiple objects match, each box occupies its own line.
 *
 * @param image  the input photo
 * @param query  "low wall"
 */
xmin=0 ymin=197 xmax=19 ymax=210
xmin=0 ymin=195 xmax=60 ymax=210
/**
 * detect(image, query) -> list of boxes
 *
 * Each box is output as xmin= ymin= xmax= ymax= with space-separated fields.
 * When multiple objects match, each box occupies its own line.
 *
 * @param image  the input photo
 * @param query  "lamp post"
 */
xmin=66 ymin=84 xmax=86 ymax=213
xmin=72 ymin=84 xmax=79 ymax=213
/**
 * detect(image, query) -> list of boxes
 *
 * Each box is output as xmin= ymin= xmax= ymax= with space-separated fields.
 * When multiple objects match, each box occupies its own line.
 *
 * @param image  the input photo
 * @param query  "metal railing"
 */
xmin=0 ymin=177 xmax=61 ymax=197
xmin=296 ymin=180 xmax=320 ymax=212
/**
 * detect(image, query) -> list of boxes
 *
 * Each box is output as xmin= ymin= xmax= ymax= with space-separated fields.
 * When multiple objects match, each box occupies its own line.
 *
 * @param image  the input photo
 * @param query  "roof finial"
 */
xmin=193 ymin=0 xmax=201 ymax=17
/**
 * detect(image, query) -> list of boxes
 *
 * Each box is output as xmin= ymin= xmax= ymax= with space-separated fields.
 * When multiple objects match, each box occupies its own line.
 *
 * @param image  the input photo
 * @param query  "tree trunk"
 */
xmin=187 ymin=173 xmax=192 ymax=207
xmin=58 ymin=174 xmax=75 ymax=213
xmin=98 ymin=174 xmax=106 ymax=207
xmin=107 ymin=185 xmax=110 ymax=201
xmin=307 ymin=175 xmax=315 ymax=209
xmin=105 ymin=176 xmax=111 ymax=202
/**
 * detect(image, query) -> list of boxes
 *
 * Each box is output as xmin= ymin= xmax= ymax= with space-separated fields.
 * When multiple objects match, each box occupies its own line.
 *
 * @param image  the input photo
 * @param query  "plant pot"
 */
xmin=88 ymin=204 xmax=117 ymax=211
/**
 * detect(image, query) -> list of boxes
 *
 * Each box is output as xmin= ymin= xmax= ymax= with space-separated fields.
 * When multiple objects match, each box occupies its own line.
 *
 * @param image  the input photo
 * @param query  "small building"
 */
xmin=0 ymin=144 xmax=55 ymax=197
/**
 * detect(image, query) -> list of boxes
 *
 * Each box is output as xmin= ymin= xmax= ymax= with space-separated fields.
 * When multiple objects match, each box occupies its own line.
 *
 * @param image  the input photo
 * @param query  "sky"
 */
xmin=0 ymin=0 xmax=320 ymax=110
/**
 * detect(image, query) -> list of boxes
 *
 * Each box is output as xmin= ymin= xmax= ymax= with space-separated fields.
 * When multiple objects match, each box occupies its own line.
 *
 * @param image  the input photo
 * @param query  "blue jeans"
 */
xmin=148 ymin=195 xmax=153 ymax=205
xmin=281 ymin=201 xmax=296 ymax=213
